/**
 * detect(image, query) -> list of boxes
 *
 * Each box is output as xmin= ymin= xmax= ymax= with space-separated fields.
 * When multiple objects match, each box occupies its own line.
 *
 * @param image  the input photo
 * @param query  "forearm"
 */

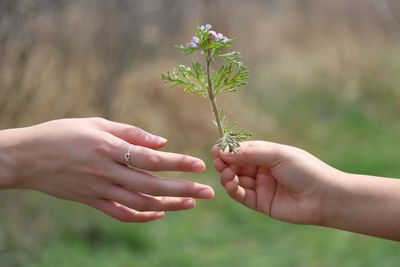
xmin=0 ymin=128 xmax=25 ymax=189
xmin=323 ymin=172 xmax=400 ymax=241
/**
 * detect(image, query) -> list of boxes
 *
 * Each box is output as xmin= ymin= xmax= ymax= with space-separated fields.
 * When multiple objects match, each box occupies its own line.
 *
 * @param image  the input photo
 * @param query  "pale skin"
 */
xmin=212 ymin=141 xmax=400 ymax=241
xmin=0 ymin=117 xmax=214 ymax=222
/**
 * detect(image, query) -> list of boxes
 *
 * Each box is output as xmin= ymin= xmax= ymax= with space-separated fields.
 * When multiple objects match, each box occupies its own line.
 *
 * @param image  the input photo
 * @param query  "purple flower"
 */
xmin=188 ymin=35 xmax=200 ymax=48
xmin=188 ymin=24 xmax=229 ymax=49
xmin=189 ymin=42 xmax=198 ymax=48
xmin=191 ymin=36 xmax=200 ymax=44
xmin=199 ymin=24 xmax=212 ymax=31
xmin=209 ymin=30 xmax=219 ymax=39
xmin=209 ymin=30 xmax=228 ymax=43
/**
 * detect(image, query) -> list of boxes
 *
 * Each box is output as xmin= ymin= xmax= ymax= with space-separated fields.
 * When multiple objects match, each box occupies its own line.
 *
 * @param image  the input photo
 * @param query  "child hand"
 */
xmin=212 ymin=141 xmax=342 ymax=225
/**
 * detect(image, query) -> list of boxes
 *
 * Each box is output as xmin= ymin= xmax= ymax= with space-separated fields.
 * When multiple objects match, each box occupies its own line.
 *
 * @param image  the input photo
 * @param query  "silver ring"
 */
xmin=124 ymin=144 xmax=133 ymax=168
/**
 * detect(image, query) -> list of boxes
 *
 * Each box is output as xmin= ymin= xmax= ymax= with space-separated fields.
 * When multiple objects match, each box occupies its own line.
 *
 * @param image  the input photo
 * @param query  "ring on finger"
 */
xmin=124 ymin=144 xmax=134 ymax=168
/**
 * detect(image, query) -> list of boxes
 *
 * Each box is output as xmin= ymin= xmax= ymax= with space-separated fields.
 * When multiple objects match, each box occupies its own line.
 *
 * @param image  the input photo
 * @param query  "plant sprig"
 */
xmin=161 ymin=24 xmax=251 ymax=152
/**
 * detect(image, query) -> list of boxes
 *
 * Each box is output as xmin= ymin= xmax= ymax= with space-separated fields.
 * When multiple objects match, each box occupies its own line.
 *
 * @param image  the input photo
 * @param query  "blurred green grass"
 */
xmin=24 ymin=89 xmax=400 ymax=267
xmin=3 ymin=59 xmax=400 ymax=267
xmin=2 ymin=1 xmax=400 ymax=266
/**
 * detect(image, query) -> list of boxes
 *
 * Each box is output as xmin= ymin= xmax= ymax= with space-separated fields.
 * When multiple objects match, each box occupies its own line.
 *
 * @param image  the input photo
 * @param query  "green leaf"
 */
xmin=191 ymin=62 xmax=207 ymax=91
xmin=216 ymin=130 xmax=251 ymax=153
xmin=161 ymin=64 xmax=208 ymax=97
xmin=208 ymin=38 xmax=233 ymax=55
xmin=162 ymin=23 xmax=251 ymax=153
xmin=212 ymin=63 xmax=249 ymax=94
xmin=221 ymin=64 xmax=249 ymax=92
xmin=218 ymin=51 xmax=243 ymax=66
xmin=212 ymin=64 xmax=233 ymax=95
xmin=175 ymin=44 xmax=197 ymax=55
xmin=216 ymin=119 xmax=251 ymax=152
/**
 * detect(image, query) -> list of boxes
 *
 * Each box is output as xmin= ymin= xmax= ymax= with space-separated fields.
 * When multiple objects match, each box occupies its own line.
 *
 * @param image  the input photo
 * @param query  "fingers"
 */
xmin=214 ymin=158 xmax=227 ymax=173
xmin=86 ymin=198 xmax=165 ymax=223
xmin=237 ymin=176 xmax=256 ymax=189
xmin=126 ymin=145 xmax=206 ymax=172
xmin=216 ymin=141 xmax=285 ymax=168
xmin=211 ymin=145 xmax=219 ymax=158
xmin=112 ymin=164 xmax=215 ymax=199
xmin=220 ymin=167 xmax=256 ymax=209
xmin=98 ymin=118 xmax=167 ymax=149
xmin=237 ymin=165 xmax=258 ymax=177
xmin=220 ymin=166 xmax=237 ymax=185
xmin=104 ymin=185 xmax=196 ymax=211
xmin=213 ymin=144 xmax=264 ymax=177
xmin=105 ymin=135 xmax=206 ymax=172
xmin=219 ymin=166 xmax=255 ymax=189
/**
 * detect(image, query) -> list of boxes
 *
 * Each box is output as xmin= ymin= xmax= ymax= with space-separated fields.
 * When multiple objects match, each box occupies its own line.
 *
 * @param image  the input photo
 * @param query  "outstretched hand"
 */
xmin=0 ymin=118 xmax=214 ymax=222
xmin=212 ymin=141 xmax=341 ymax=225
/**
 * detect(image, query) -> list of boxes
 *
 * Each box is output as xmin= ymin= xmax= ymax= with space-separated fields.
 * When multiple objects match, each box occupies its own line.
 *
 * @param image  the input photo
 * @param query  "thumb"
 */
xmin=217 ymin=141 xmax=284 ymax=168
xmin=99 ymin=119 xmax=167 ymax=149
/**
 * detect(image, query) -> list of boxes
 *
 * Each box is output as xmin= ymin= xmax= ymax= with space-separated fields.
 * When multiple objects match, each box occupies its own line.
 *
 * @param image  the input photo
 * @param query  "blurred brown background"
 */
xmin=1 ymin=1 xmax=400 ymax=267
xmin=1 ymin=0 xmax=399 ymax=151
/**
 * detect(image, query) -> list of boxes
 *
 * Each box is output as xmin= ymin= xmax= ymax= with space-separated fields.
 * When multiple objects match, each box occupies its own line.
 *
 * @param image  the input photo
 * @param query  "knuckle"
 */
xmin=115 ymin=214 xmax=134 ymax=223
xmin=225 ymin=181 xmax=236 ymax=193
xmin=143 ymin=179 xmax=162 ymax=195
xmin=221 ymin=174 xmax=230 ymax=184
xmin=227 ymin=189 xmax=237 ymax=198
xmin=176 ymin=155 xmax=190 ymax=168
xmin=95 ymin=134 xmax=123 ymax=157
xmin=148 ymin=198 xmax=164 ymax=210
xmin=213 ymin=158 xmax=219 ymax=167
xmin=132 ymin=198 xmax=148 ymax=211
xmin=147 ymin=154 xmax=162 ymax=167
xmin=238 ymin=146 xmax=253 ymax=159
xmin=220 ymin=168 xmax=229 ymax=179
xmin=93 ymin=141 xmax=109 ymax=157
xmin=111 ymin=208 xmax=141 ymax=223
xmin=90 ymin=117 xmax=107 ymax=125
xmin=124 ymin=126 xmax=143 ymax=139
xmin=92 ymin=183 xmax=109 ymax=198
xmin=131 ymin=126 xmax=144 ymax=137
xmin=85 ymin=163 xmax=108 ymax=178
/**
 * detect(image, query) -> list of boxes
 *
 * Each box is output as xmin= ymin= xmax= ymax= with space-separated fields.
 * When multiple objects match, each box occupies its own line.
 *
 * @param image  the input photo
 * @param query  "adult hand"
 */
xmin=0 ymin=118 xmax=214 ymax=222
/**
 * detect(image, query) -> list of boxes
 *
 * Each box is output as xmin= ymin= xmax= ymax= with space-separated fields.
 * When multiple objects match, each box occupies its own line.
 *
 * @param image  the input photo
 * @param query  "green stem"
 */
xmin=206 ymin=50 xmax=223 ymax=138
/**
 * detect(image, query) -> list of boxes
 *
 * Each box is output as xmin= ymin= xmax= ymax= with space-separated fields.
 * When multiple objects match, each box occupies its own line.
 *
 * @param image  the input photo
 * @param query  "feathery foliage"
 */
xmin=161 ymin=24 xmax=251 ymax=152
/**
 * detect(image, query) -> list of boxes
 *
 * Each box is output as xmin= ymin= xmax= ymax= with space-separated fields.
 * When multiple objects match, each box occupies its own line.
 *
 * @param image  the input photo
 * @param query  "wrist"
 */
xmin=320 ymin=171 xmax=400 ymax=240
xmin=319 ymin=170 xmax=355 ymax=228
xmin=0 ymin=128 xmax=26 ymax=189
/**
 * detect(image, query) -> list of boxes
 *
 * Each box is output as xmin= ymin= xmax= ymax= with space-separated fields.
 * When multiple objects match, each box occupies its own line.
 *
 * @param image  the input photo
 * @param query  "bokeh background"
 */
xmin=1 ymin=0 xmax=400 ymax=266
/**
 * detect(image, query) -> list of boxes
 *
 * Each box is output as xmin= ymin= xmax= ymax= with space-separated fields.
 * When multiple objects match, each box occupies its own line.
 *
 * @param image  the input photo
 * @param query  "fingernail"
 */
xmin=192 ymin=161 xmax=205 ymax=171
xmin=155 ymin=136 xmax=167 ymax=143
xmin=147 ymin=135 xmax=167 ymax=144
xmin=197 ymin=188 xmax=215 ymax=199
xmin=183 ymin=198 xmax=196 ymax=208
xmin=155 ymin=212 xmax=165 ymax=218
